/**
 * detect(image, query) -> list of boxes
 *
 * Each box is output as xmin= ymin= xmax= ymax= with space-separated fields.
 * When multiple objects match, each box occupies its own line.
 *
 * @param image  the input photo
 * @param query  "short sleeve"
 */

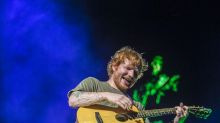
xmin=67 ymin=77 xmax=98 ymax=98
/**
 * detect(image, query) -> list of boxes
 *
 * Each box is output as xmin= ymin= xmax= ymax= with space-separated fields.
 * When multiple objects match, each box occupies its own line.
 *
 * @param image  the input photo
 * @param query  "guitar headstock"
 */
xmin=189 ymin=106 xmax=212 ymax=119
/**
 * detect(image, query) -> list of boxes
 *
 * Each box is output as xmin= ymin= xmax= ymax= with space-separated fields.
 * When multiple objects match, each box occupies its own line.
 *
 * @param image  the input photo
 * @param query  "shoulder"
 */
xmin=68 ymin=77 xmax=100 ymax=95
xmin=81 ymin=77 xmax=100 ymax=84
xmin=79 ymin=77 xmax=102 ymax=90
xmin=84 ymin=77 xmax=99 ymax=81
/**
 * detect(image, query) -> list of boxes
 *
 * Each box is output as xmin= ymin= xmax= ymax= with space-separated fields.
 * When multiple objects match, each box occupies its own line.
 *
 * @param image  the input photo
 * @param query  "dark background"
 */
xmin=1 ymin=0 xmax=220 ymax=122
xmin=86 ymin=1 xmax=220 ymax=122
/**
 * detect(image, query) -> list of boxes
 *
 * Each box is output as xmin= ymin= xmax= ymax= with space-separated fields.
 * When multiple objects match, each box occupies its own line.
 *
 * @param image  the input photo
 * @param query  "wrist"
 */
xmin=173 ymin=116 xmax=180 ymax=123
xmin=173 ymin=116 xmax=187 ymax=123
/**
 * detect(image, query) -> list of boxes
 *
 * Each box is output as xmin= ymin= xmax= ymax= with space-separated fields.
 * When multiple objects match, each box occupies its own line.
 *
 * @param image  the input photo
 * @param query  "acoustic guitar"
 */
xmin=77 ymin=104 xmax=212 ymax=123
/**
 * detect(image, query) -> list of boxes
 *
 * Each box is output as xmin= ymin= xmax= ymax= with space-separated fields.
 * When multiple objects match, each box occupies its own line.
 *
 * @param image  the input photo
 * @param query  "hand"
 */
xmin=174 ymin=102 xmax=188 ymax=123
xmin=101 ymin=92 xmax=133 ymax=110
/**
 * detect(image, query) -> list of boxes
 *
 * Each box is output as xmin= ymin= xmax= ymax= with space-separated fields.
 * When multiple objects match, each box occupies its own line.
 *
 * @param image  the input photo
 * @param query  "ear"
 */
xmin=112 ymin=64 xmax=118 ymax=72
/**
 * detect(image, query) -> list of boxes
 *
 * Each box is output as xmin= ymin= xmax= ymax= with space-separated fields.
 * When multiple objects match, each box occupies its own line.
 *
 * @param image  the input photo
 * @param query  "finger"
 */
xmin=123 ymin=96 xmax=133 ymax=105
xmin=119 ymin=99 xmax=132 ymax=110
xmin=126 ymin=106 xmax=132 ymax=111
xmin=176 ymin=107 xmax=181 ymax=117
xmin=183 ymin=106 xmax=188 ymax=110
xmin=120 ymin=96 xmax=133 ymax=108
xmin=183 ymin=106 xmax=189 ymax=116
xmin=123 ymin=100 xmax=132 ymax=110
xmin=176 ymin=107 xmax=185 ymax=117
xmin=118 ymin=101 xmax=127 ymax=110
xmin=178 ymin=103 xmax=189 ymax=117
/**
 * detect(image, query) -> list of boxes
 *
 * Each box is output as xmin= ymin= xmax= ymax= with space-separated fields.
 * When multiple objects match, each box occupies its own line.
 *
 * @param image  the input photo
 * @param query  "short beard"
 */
xmin=112 ymin=73 xmax=127 ymax=93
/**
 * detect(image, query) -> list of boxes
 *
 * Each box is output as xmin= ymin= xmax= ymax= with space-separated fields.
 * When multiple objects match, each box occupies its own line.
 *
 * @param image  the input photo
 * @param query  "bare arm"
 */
xmin=68 ymin=91 xmax=105 ymax=107
xmin=68 ymin=91 xmax=133 ymax=110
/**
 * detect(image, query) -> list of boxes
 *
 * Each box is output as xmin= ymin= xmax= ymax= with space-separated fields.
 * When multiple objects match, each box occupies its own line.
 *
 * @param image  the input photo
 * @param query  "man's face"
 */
xmin=112 ymin=59 xmax=139 ymax=92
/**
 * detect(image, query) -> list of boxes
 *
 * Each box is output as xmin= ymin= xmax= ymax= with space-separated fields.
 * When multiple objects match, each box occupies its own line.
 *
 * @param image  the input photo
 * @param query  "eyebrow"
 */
xmin=126 ymin=66 xmax=139 ymax=73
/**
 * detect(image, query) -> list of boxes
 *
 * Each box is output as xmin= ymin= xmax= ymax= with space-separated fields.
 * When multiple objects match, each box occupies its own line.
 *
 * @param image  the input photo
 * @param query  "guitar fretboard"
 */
xmin=137 ymin=108 xmax=176 ymax=118
xmin=135 ymin=106 xmax=212 ymax=119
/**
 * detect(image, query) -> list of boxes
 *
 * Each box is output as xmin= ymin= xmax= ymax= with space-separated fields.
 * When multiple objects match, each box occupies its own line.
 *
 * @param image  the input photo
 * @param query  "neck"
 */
xmin=107 ymin=77 xmax=118 ymax=89
xmin=107 ymin=77 xmax=127 ymax=93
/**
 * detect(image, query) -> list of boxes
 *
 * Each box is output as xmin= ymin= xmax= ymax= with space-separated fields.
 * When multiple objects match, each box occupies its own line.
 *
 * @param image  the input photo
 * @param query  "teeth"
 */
xmin=123 ymin=77 xmax=132 ymax=83
xmin=122 ymin=77 xmax=127 ymax=82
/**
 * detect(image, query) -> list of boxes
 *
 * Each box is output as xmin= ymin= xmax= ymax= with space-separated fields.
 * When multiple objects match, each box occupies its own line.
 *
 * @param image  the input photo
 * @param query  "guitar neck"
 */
xmin=136 ymin=106 xmax=212 ymax=119
xmin=138 ymin=108 xmax=176 ymax=118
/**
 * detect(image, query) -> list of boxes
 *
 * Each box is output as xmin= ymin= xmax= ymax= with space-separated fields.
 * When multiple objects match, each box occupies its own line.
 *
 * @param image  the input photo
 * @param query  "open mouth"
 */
xmin=122 ymin=77 xmax=134 ymax=86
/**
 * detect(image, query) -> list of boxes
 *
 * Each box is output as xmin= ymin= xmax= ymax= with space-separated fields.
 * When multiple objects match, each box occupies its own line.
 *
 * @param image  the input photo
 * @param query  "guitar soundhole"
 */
xmin=115 ymin=114 xmax=128 ymax=122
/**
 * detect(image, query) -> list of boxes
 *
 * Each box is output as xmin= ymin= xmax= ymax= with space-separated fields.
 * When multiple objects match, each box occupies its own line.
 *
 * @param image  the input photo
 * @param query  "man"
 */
xmin=68 ymin=46 xmax=188 ymax=123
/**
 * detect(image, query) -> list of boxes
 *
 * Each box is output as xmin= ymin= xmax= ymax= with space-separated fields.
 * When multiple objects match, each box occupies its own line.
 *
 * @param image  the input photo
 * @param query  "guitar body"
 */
xmin=77 ymin=104 xmax=212 ymax=122
xmin=77 ymin=105 xmax=144 ymax=123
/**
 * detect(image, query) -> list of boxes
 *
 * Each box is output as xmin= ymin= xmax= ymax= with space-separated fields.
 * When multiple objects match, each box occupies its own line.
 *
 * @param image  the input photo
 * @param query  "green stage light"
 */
xmin=132 ymin=55 xmax=183 ymax=123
